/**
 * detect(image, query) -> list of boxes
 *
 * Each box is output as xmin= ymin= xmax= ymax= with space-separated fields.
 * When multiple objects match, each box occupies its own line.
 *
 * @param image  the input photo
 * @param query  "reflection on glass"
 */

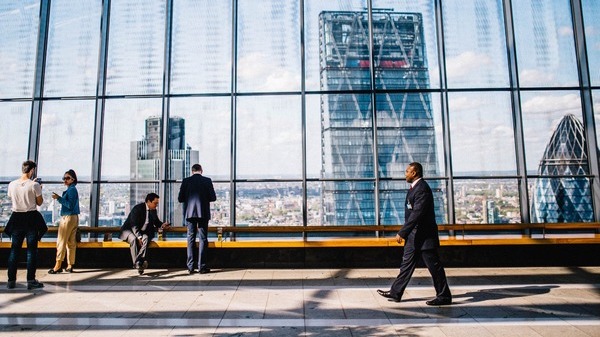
xmin=582 ymin=0 xmax=600 ymax=86
xmin=0 ymin=1 xmax=39 ymax=98
xmin=44 ymin=0 xmax=101 ymax=97
xmin=442 ymin=0 xmax=509 ymax=88
xmin=105 ymin=0 xmax=165 ymax=95
xmin=37 ymin=100 xmax=95 ymax=180
xmin=0 ymin=103 xmax=30 ymax=178
xmin=235 ymin=182 xmax=302 ymax=227
xmin=454 ymin=179 xmax=521 ymax=224
xmin=237 ymin=0 xmax=301 ymax=92
xmin=171 ymin=0 xmax=232 ymax=94
xmin=529 ymin=114 xmax=594 ymax=223
xmin=236 ymin=96 xmax=302 ymax=179
xmin=449 ymin=92 xmax=516 ymax=175
xmin=512 ymin=0 xmax=578 ymax=87
xmin=521 ymin=91 xmax=583 ymax=171
xmin=166 ymin=182 xmax=230 ymax=228
xmin=321 ymin=180 xmax=375 ymax=225
xmin=169 ymin=97 xmax=231 ymax=180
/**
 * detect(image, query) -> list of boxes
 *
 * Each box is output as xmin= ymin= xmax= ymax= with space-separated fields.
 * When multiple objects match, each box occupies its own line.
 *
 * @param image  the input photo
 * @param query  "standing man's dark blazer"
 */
xmin=178 ymin=174 xmax=217 ymax=221
xmin=399 ymin=178 xmax=440 ymax=251
xmin=119 ymin=202 xmax=163 ymax=241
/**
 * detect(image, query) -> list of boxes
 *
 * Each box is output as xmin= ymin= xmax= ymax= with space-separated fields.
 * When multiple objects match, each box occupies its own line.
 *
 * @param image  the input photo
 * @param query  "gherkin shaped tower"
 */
xmin=531 ymin=114 xmax=594 ymax=223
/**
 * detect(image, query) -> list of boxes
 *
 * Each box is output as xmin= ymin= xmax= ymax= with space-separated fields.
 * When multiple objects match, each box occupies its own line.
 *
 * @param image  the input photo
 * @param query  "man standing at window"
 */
xmin=178 ymin=164 xmax=216 ymax=274
xmin=120 ymin=193 xmax=170 ymax=275
xmin=377 ymin=162 xmax=452 ymax=305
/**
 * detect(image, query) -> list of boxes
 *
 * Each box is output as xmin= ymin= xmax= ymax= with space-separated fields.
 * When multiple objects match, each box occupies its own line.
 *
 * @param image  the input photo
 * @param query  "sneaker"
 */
xmin=7 ymin=281 xmax=16 ymax=289
xmin=27 ymin=280 xmax=44 ymax=290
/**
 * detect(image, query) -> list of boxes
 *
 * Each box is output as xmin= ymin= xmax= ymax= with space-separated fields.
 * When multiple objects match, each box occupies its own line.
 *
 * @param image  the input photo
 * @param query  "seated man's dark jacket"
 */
xmin=119 ymin=202 xmax=163 ymax=241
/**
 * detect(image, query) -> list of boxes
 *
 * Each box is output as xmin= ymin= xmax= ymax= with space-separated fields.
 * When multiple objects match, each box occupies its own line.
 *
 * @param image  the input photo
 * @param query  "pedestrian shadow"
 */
xmin=457 ymin=285 xmax=558 ymax=303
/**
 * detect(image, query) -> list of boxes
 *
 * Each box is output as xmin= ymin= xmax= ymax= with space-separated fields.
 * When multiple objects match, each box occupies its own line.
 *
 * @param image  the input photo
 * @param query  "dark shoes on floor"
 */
xmin=7 ymin=281 xmax=16 ymax=289
xmin=27 ymin=280 xmax=44 ymax=290
xmin=199 ymin=268 xmax=211 ymax=274
xmin=426 ymin=297 xmax=452 ymax=306
xmin=48 ymin=268 xmax=63 ymax=274
xmin=65 ymin=267 xmax=74 ymax=273
xmin=136 ymin=260 xmax=148 ymax=275
xmin=377 ymin=289 xmax=401 ymax=302
xmin=187 ymin=269 xmax=195 ymax=275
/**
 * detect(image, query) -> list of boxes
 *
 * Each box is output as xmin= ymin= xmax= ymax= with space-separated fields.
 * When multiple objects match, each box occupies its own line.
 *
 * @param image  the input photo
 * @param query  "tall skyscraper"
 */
xmin=531 ymin=114 xmax=594 ymax=222
xmin=319 ymin=11 xmax=443 ymax=225
xmin=131 ymin=116 xmax=198 ymax=226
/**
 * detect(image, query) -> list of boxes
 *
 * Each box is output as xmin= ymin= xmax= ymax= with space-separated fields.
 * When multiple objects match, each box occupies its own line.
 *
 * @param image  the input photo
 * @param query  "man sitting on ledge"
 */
xmin=120 ymin=193 xmax=170 ymax=275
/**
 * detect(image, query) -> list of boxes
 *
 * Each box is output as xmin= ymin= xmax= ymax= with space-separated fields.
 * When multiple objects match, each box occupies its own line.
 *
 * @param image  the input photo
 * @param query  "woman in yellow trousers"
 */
xmin=48 ymin=169 xmax=80 ymax=274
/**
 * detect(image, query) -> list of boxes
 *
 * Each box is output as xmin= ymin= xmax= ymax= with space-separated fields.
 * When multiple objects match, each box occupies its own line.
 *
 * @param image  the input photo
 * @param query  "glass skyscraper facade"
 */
xmin=319 ymin=11 xmax=443 ymax=225
xmin=1 ymin=0 xmax=599 ymax=232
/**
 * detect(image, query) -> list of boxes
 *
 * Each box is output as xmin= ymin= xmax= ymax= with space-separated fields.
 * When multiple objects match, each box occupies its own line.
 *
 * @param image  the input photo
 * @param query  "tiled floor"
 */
xmin=0 ymin=266 xmax=599 ymax=336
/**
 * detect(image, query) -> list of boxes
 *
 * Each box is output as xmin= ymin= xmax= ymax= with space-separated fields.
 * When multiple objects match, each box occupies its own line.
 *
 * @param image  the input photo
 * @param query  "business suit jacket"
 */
xmin=398 ymin=179 xmax=440 ymax=251
xmin=178 ymin=174 xmax=217 ymax=221
xmin=119 ymin=202 xmax=163 ymax=241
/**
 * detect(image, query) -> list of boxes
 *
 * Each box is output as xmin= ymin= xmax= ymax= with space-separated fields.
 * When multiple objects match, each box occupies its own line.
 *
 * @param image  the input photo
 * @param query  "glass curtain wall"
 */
xmin=1 ymin=0 xmax=599 ymax=234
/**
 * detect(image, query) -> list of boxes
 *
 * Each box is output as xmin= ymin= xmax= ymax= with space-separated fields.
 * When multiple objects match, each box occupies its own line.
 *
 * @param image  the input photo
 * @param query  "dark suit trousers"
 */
xmin=186 ymin=218 xmax=209 ymax=271
xmin=390 ymin=245 xmax=451 ymax=300
xmin=122 ymin=230 xmax=149 ymax=266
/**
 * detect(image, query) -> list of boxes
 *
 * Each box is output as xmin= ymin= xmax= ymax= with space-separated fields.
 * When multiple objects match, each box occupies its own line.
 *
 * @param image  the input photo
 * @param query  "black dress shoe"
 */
xmin=48 ymin=268 xmax=63 ymax=274
xmin=188 ymin=269 xmax=195 ymax=275
xmin=199 ymin=268 xmax=210 ymax=274
xmin=65 ymin=267 xmax=74 ymax=273
xmin=377 ymin=289 xmax=401 ymax=302
xmin=426 ymin=298 xmax=452 ymax=306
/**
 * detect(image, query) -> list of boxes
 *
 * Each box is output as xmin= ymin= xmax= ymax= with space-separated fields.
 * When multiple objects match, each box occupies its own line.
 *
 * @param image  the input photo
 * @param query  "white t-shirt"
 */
xmin=7 ymin=179 xmax=42 ymax=212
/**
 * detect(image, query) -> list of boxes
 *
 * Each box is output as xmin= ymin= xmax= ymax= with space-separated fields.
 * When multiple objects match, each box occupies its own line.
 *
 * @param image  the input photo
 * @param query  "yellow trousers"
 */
xmin=55 ymin=215 xmax=79 ymax=265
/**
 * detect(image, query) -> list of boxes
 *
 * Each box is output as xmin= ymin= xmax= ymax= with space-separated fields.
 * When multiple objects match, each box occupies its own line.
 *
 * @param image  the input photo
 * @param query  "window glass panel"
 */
xmin=44 ymin=0 xmax=101 ymax=97
xmin=372 ymin=0 xmax=440 ymax=90
xmin=377 ymin=92 xmax=444 ymax=178
xmin=40 ymin=183 xmax=91 ymax=227
xmin=521 ymin=91 xmax=586 ymax=174
xmin=235 ymin=182 xmax=303 ymax=227
xmin=442 ymin=0 xmax=509 ymax=88
xmin=106 ymin=0 xmax=165 ymax=95
xmin=171 ymin=0 xmax=231 ymax=94
xmin=582 ymin=0 xmax=600 ymax=86
xmin=169 ymin=97 xmax=231 ymax=180
xmin=321 ymin=180 xmax=375 ymax=226
xmin=237 ymin=0 xmax=300 ymax=92
xmin=97 ymin=183 xmax=159 ymax=227
xmin=37 ymin=100 xmax=95 ymax=181
xmin=380 ymin=179 xmax=447 ymax=225
xmin=529 ymin=177 xmax=593 ymax=223
xmin=449 ymin=92 xmax=516 ymax=175
xmin=594 ymin=90 xmax=600 ymax=149
xmin=454 ymin=179 xmax=521 ymax=224
xmin=166 ymin=182 xmax=229 ymax=228
xmin=304 ymin=0 xmax=367 ymax=92
xmin=309 ymin=93 xmax=374 ymax=180
xmin=1 ymin=184 xmax=9 ymax=225
xmin=512 ymin=0 xmax=578 ymax=87
xmin=236 ymin=96 xmax=301 ymax=179
xmin=101 ymin=98 xmax=163 ymax=181
xmin=0 ymin=102 xmax=30 ymax=178
xmin=0 ymin=1 xmax=39 ymax=98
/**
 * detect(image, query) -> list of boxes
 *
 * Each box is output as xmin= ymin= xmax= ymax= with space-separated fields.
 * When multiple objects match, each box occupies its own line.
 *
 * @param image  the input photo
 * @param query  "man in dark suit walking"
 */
xmin=120 ymin=193 xmax=170 ymax=275
xmin=377 ymin=162 xmax=452 ymax=305
xmin=178 ymin=164 xmax=217 ymax=274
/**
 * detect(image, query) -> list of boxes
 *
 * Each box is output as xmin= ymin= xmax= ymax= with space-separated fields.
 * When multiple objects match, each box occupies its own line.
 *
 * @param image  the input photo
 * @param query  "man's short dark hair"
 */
xmin=409 ymin=162 xmax=423 ymax=178
xmin=191 ymin=164 xmax=202 ymax=172
xmin=22 ymin=160 xmax=37 ymax=174
xmin=145 ymin=193 xmax=160 ymax=203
